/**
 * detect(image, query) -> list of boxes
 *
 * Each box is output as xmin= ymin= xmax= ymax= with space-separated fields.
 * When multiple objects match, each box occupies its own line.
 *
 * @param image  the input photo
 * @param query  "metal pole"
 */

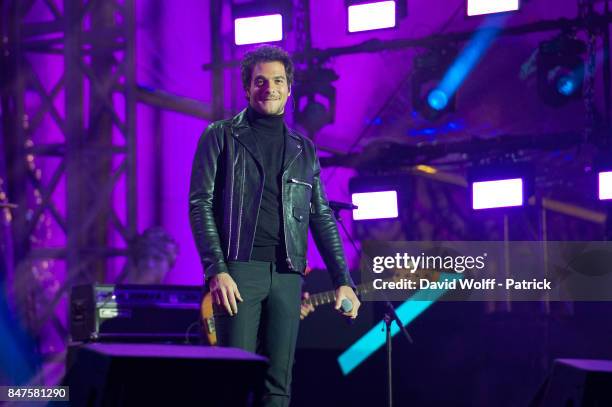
xmin=64 ymin=0 xmax=84 ymax=285
xmin=603 ymin=0 xmax=611 ymax=137
xmin=210 ymin=0 xmax=224 ymax=121
xmin=125 ymin=0 xmax=137 ymax=242
xmin=385 ymin=314 xmax=393 ymax=407
xmin=150 ymin=0 xmax=164 ymax=226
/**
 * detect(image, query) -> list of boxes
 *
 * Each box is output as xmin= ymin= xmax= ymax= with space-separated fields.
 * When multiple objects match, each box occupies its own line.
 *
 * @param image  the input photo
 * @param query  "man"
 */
xmin=189 ymin=45 xmax=360 ymax=407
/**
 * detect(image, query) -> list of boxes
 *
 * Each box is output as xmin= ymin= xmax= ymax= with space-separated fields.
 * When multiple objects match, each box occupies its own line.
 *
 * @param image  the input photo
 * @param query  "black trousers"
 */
xmin=213 ymin=260 xmax=303 ymax=407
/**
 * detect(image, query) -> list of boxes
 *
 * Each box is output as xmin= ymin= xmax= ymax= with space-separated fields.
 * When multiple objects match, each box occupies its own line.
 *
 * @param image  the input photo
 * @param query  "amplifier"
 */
xmin=70 ymin=284 xmax=203 ymax=343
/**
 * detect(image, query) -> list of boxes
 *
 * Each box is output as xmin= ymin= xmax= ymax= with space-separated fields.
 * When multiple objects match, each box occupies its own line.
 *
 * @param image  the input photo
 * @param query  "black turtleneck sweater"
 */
xmin=247 ymin=107 xmax=286 ymax=262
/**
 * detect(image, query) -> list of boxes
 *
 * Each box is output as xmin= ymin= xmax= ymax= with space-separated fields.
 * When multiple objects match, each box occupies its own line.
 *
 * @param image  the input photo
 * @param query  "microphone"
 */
xmin=329 ymin=200 xmax=358 ymax=211
xmin=340 ymin=298 xmax=353 ymax=313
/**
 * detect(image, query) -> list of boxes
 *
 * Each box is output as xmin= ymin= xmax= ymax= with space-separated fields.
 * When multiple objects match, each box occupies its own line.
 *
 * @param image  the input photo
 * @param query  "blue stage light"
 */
xmin=438 ymin=14 xmax=506 ymax=98
xmin=427 ymin=89 xmax=448 ymax=111
xmin=337 ymin=273 xmax=462 ymax=375
xmin=537 ymin=36 xmax=586 ymax=107
xmin=412 ymin=14 xmax=507 ymax=121
xmin=556 ymin=75 xmax=578 ymax=96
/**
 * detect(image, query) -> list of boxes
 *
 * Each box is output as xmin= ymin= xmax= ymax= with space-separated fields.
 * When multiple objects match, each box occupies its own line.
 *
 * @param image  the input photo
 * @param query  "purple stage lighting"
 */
xmin=348 ymin=1 xmax=396 ymax=33
xmin=467 ymin=0 xmax=519 ymax=16
xmin=234 ymin=14 xmax=283 ymax=45
xmin=472 ymin=178 xmax=524 ymax=210
xmin=599 ymin=171 xmax=612 ymax=200
xmin=351 ymin=191 xmax=399 ymax=220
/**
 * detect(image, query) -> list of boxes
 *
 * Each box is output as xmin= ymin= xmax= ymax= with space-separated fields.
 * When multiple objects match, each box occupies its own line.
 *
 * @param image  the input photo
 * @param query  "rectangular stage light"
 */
xmin=472 ymin=178 xmax=523 ymax=210
xmin=348 ymin=1 xmax=396 ymax=33
xmin=599 ymin=171 xmax=612 ymax=200
xmin=351 ymin=191 xmax=398 ymax=220
xmin=234 ymin=14 xmax=283 ymax=45
xmin=467 ymin=0 xmax=520 ymax=16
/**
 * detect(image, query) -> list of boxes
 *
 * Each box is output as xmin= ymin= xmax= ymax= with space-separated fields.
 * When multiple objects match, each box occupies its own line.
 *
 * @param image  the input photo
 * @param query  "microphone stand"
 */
xmin=329 ymin=204 xmax=360 ymax=255
xmin=383 ymin=301 xmax=413 ymax=407
xmin=329 ymin=201 xmax=413 ymax=407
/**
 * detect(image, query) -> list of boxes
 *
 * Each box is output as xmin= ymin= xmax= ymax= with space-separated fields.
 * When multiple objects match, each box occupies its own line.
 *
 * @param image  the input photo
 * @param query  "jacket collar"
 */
xmin=231 ymin=109 xmax=303 ymax=172
xmin=283 ymin=128 xmax=303 ymax=172
xmin=231 ymin=109 xmax=264 ymax=170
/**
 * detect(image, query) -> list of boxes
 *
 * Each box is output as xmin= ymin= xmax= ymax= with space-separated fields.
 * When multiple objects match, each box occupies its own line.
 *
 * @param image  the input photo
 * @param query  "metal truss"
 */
xmin=1 ymin=0 xmax=136 ymax=374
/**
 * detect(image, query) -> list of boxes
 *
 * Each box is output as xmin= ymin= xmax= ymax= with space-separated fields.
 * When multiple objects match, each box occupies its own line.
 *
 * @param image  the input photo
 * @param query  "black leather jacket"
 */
xmin=189 ymin=109 xmax=354 ymax=289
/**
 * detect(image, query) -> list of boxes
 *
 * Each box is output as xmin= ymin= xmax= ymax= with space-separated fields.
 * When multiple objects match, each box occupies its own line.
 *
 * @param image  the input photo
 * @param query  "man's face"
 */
xmin=246 ymin=61 xmax=290 ymax=116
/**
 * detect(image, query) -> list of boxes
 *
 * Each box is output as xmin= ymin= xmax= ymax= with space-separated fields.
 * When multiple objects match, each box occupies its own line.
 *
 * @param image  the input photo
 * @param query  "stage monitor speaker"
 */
xmin=61 ymin=343 xmax=267 ymax=407
xmin=531 ymin=358 xmax=612 ymax=407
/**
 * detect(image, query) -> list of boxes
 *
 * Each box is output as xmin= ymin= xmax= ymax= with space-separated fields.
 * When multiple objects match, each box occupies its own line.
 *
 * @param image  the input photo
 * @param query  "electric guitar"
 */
xmin=200 ymin=268 xmax=439 ymax=345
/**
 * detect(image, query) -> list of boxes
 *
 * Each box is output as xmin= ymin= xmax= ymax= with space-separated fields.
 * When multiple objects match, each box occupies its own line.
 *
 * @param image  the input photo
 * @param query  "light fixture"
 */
xmin=351 ymin=191 xmax=399 ymax=220
xmin=232 ymin=1 xmax=292 ymax=46
xmin=472 ymin=178 xmax=524 ymax=210
xmin=411 ymin=47 xmax=458 ymax=121
xmin=599 ymin=172 xmax=612 ymax=201
xmin=293 ymin=66 xmax=338 ymax=135
xmin=468 ymin=163 xmax=533 ymax=211
xmin=595 ymin=153 xmax=612 ymax=201
xmin=345 ymin=1 xmax=407 ymax=33
xmin=234 ymin=15 xmax=283 ymax=45
xmin=348 ymin=175 xmax=412 ymax=240
xmin=467 ymin=0 xmax=520 ymax=17
xmin=537 ymin=35 xmax=586 ymax=107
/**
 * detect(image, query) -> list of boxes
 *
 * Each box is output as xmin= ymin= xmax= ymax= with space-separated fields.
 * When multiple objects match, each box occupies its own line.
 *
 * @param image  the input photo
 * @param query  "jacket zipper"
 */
xmin=288 ymin=178 xmax=312 ymax=189
xmin=227 ymin=150 xmax=234 ymax=259
xmin=235 ymin=155 xmax=246 ymax=259
xmin=282 ymin=145 xmax=304 ymax=270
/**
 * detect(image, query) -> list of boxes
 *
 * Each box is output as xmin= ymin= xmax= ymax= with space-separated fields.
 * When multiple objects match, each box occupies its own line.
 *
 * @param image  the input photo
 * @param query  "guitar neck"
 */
xmin=305 ymin=282 xmax=373 ymax=307
xmin=304 ymin=270 xmax=436 ymax=307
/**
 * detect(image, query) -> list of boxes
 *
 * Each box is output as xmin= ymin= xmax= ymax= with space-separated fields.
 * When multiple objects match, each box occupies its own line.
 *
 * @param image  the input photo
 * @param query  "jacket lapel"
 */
xmin=231 ymin=110 xmax=264 ymax=170
xmin=283 ymin=128 xmax=303 ymax=171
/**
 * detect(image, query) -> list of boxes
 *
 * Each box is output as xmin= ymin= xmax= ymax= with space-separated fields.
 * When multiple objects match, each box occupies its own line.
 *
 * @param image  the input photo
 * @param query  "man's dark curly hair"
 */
xmin=240 ymin=45 xmax=294 ymax=90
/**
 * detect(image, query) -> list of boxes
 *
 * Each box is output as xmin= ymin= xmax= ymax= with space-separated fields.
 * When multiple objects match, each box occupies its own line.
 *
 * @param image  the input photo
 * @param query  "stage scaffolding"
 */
xmin=0 ymin=0 xmax=222 ymax=381
xmin=0 ymin=0 xmax=138 ymax=376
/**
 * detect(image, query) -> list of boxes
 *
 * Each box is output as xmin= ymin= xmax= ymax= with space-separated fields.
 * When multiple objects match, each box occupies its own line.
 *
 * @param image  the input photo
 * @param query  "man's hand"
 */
xmin=209 ymin=272 xmax=243 ymax=316
xmin=300 ymin=292 xmax=315 ymax=320
xmin=334 ymin=285 xmax=360 ymax=319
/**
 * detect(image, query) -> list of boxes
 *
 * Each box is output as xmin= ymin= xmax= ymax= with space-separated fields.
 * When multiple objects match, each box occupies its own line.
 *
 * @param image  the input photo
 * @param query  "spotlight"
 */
xmin=557 ymin=74 xmax=579 ymax=96
xmin=345 ymin=1 xmax=407 ymax=33
xmin=467 ymin=0 xmax=520 ymax=16
xmin=293 ymin=66 xmax=338 ymax=135
xmin=468 ymin=164 xmax=533 ymax=210
xmin=232 ymin=1 xmax=292 ymax=46
xmin=426 ymin=89 xmax=449 ymax=111
xmin=414 ymin=16 xmax=504 ymax=122
xmin=537 ymin=35 xmax=586 ymax=107
xmin=411 ymin=47 xmax=457 ymax=121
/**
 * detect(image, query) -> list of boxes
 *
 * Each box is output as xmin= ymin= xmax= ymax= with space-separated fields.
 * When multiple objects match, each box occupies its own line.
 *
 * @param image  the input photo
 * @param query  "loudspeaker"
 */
xmin=61 ymin=343 xmax=267 ymax=407
xmin=531 ymin=359 xmax=612 ymax=407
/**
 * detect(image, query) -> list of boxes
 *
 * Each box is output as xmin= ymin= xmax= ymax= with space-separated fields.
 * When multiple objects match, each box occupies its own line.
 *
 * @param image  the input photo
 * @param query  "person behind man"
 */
xmin=125 ymin=226 xmax=178 ymax=284
xmin=189 ymin=45 xmax=360 ymax=406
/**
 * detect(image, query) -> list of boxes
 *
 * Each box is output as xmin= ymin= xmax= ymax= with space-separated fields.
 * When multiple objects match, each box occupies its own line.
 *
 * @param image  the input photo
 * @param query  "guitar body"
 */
xmin=200 ymin=292 xmax=217 ymax=345
xmin=199 ymin=268 xmax=437 ymax=345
